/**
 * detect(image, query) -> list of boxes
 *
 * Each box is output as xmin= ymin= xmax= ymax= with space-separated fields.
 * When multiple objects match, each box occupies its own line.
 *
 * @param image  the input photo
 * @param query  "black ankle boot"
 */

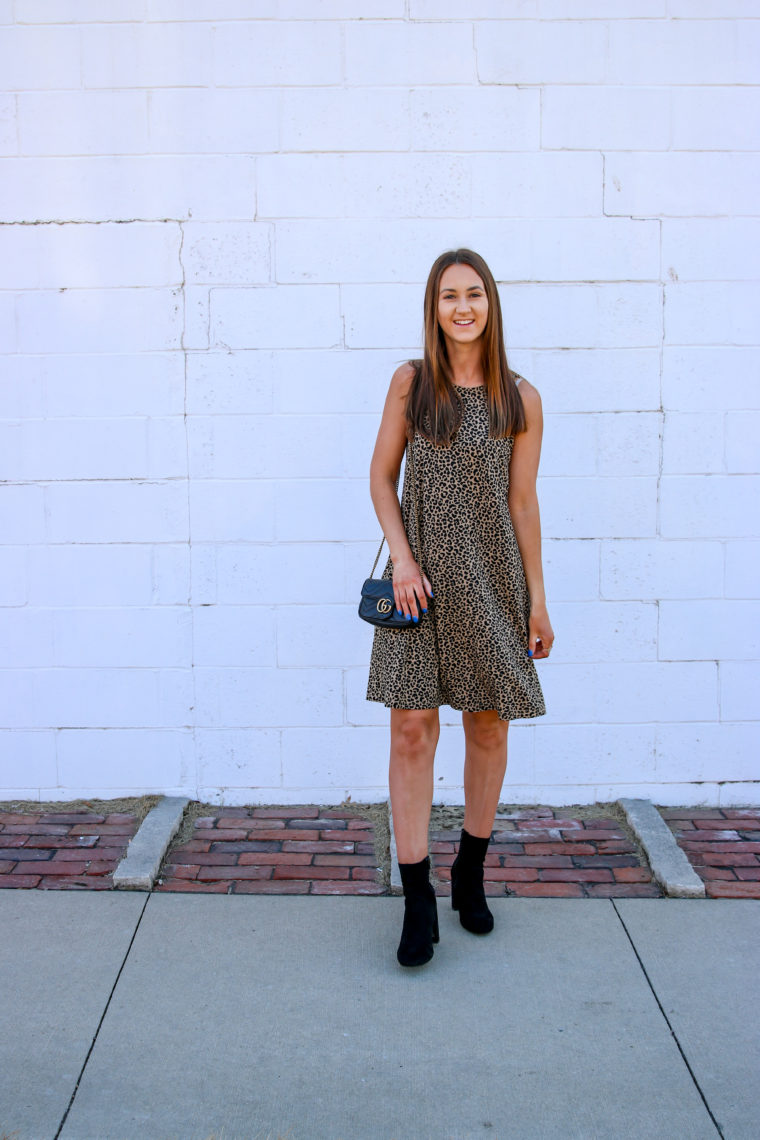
xmin=451 ymin=828 xmax=494 ymax=935
xmin=397 ymin=855 xmax=440 ymax=967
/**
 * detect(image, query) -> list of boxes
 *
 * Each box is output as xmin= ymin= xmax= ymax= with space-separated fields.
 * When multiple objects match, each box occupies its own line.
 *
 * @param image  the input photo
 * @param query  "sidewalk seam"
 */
xmin=611 ymin=899 xmax=723 ymax=1137
xmin=53 ymin=891 xmax=151 ymax=1140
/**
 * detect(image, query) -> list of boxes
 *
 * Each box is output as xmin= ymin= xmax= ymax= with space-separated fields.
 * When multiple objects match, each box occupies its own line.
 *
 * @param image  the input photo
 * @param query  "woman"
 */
xmin=366 ymin=248 xmax=553 ymax=968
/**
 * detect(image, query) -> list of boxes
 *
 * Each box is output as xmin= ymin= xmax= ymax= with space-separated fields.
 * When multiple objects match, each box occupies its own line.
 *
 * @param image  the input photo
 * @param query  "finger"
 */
xmin=423 ymin=574 xmax=434 ymax=600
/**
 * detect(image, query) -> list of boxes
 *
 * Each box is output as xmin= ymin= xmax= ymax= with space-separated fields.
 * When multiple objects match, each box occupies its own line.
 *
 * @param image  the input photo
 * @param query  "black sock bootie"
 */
xmin=451 ymin=827 xmax=494 ymax=935
xmin=397 ymin=855 xmax=439 ymax=968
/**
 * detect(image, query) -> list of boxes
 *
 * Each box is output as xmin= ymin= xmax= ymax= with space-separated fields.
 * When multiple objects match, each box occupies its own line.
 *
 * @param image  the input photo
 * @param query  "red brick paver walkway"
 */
xmin=156 ymin=806 xmax=385 ymax=895
xmin=2 ymin=803 xmax=759 ymax=898
xmin=660 ymin=808 xmax=760 ymax=899
xmin=0 ymin=810 xmax=139 ymax=889
xmin=430 ymin=808 xmax=662 ymax=899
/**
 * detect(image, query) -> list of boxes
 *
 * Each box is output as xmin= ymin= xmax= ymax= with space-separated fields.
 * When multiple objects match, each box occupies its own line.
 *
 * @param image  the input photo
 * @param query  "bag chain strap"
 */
xmin=369 ymin=436 xmax=423 ymax=577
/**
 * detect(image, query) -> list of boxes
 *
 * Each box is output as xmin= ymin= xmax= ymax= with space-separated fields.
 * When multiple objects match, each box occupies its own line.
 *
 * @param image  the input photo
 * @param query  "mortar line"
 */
xmin=610 ymin=899 xmax=724 ymax=1138
xmin=53 ymin=891 xmax=152 ymax=1140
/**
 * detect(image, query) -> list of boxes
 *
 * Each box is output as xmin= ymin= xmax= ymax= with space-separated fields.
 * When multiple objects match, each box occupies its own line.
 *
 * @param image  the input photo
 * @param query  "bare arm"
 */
xmin=368 ymin=363 xmax=433 ymax=622
xmin=507 ymin=380 xmax=554 ymax=660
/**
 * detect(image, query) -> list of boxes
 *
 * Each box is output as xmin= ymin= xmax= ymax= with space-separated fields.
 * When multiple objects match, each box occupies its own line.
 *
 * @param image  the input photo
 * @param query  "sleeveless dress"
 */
xmin=365 ymin=376 xmax=546 ymax=722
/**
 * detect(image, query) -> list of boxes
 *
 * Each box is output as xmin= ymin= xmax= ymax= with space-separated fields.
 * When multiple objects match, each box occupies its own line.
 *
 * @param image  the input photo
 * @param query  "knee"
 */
xmin=463 ymin=711 xmax=509 ymax=752
xmin=391 ymin=710 xmax=439 ymax=762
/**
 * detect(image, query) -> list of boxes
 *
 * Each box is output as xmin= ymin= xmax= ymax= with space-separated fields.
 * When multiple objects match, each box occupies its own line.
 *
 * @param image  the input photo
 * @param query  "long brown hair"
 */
xmin=405 ymin=248 xmax=526 ymax=446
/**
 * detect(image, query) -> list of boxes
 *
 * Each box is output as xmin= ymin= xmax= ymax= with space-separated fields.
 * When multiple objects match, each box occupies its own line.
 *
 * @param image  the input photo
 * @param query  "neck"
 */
xmin=444 ymin=338 xmax=483 ymax=386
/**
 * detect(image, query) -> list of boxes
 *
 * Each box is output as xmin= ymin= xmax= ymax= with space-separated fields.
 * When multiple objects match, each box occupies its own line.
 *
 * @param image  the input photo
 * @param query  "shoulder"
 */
xmin=390 ymin=360 xmax=418 ymax=401
xmin=512 ymin=374 xmax=542 ymax=436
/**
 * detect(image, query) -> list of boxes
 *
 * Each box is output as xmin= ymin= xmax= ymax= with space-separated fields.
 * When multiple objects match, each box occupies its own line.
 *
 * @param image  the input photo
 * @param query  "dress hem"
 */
xmin=365 ymin=693 xmax=546 ymax=723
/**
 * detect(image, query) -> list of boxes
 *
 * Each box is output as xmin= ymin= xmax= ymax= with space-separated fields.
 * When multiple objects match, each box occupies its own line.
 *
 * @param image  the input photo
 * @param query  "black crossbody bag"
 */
xmin=358 ymin=438 xmax=432 ymax=629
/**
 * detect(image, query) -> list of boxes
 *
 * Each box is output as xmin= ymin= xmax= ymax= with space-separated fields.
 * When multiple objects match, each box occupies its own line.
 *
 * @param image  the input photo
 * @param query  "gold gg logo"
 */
xmin=376 ymin=597 xmax=392 ymax=614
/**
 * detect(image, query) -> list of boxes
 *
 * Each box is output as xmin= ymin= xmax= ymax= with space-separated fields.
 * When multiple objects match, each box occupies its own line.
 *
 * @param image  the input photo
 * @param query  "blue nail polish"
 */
xmin=413 ymin=615 xmax=418 ymax=623
xmin=405 ymin=614 xmax=411 ymax=621
xmin=395 ymin=610 xmax=402 ymax=617
xmin=527 ymin=650 xmax=533 ymax=657
xmin=422 ymin=608 xmax=428 ymax=614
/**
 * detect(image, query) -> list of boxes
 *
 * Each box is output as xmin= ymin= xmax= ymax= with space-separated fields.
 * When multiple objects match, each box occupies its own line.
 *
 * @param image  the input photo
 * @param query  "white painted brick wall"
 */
xmin=1 ymin=7 xmax=757 ymax=807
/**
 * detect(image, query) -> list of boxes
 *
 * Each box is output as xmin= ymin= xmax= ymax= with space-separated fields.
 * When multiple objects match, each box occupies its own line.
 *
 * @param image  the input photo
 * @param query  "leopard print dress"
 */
xmin=365 ymin=376 xmax=546 ymax=722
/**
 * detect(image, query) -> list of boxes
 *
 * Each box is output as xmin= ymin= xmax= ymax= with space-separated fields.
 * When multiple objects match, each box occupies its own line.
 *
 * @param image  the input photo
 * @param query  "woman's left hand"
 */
xmin=528 ymin=607 xmax=554 ymax=660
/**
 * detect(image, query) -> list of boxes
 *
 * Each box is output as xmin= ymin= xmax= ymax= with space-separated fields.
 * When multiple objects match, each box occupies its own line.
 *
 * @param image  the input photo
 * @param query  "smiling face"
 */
xmin=437 ymin=263 xmax=489 ymax=347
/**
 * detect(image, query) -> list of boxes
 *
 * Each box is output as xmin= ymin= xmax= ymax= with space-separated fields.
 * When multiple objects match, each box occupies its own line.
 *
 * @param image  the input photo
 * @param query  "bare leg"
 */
xmin=389 ymin=707 xmax=440 ymax=863
xmin=461 ymin=709 xmax=509 ymax=839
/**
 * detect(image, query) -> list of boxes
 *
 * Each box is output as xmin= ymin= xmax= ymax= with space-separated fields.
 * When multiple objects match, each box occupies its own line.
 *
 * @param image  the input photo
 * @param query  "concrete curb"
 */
xmin=113 ymin=796 xmax=190 ymax=891
xmin=618 ymin=797 xmax=706 ymax=899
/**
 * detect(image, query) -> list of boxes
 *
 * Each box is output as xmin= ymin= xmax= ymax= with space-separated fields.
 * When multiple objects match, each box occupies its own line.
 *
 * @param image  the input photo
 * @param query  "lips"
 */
xmin=454 ymin=319 xmax=475 ymax=325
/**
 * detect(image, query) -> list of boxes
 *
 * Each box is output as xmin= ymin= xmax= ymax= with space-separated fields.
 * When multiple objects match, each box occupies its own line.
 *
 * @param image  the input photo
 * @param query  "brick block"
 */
xmin=719 ymin=663 xmax=760 ymax=722
xmin=660 ymin=601 xmax=759 ymax=662
xmin=280 ymin=88 xmax=410 ymax=151
xmin=0 ymin=874 xmax=43 ymax=887
xmin=509 ymin=883 xmax=584 ymax=897
xmin=540 ymin=477 xmax=658 ymax=540
xmin=211 ymin=286 xmax=341 ymax=350
xmin=667 ymin=282 xmax=759 ymax=348
xmin=275 ymin=478 xmax=381 ymax=543
xmin=538 ymin=869 xmax=614 ymax=882
xmin=17 ymin=288 xmax=182 ymax=354
xmin=601 ymin=539 xmax=724 ymax=601
xmin=57 ymin=728 xmax=190 ymax=786
xmin=0 ymin=219 xmax=178 ymax=291
xmin=586 ymin=884 xmax=662 ymax=898
xmin=30 ymin=667 xmax=192 ymax=730
xmin=45 ymin=478 xmax=188 ymax=544
xmin=411 ymin=85 xmax=538 ymax=151
xmin=149 ymin=89 xmax=278 ymax=154
xmin=543 ymin=86 xmax=670 ymax=151
xmin=662 ymin=219 xmax=760 ymax=283
xmin=194 ymin=665 xmax=342 ymax=729
xmin=608 ymin=18 xmax=757 ymax=85
xmin=214 ymin=21 xmax=341 ymax=86
xmin=186 ymin=351 xmax=274 ymax=416
xmin=726 ymin=412 xmax=760 ymax=475
xmin=0 ymin=26 xmax=80 ymax=89
xmin=49 ymin=608 xmax=191 ymax=668
xmin=343 ymin=283 xmax=424 ymax=348
xmin=282 ymin=841 xmax=354 ymax=854
xmin=476 ymin=21 xmax=607 ymax=84
xmin=197 ymin=866 xmax=272 ymax=880
xmin=192 ymin=605 xmax=276 ymax=668
xmin=605 ymin=153 xmax=760 ymax=217
xmin=238 ymin=853 xmax=312 ymax=866
xmin=661 ymin=476 xmax=758 ymax=539
xmin=662 ymin=347 xmax=760 ymax=412
xmin=472 ymin=154 xmax=601 ymax=217
xmin=182 ymin=223 xmax=271 ymax=286
xmin=0 ymin=156 xmax=256 ymax=224
xmin=155 ymin=879 xmax=228 ymax=892
xmin=273 ymin=865 xmax=350 ymax=879
xmin=189 ymin=480 xmax=273 ymax=544
xmin=19 ymin=92 xmax=148 ymax=157
xmin=83 ymin=22 xmax=213 ymax=87
xmin=546 ymin=601 xmax=657 ymax=663
xmin=311 ymin=880 xmax=385 ymax=894
xmin=281 ymin=729 xmax=388 ymax=789
xmin=232 ymin=880 xmax=310 ymax=894
xmin=346 ymin=21 xmax=474 ymax=85
xmin=705 ymin=881 xmax=760 ymax=898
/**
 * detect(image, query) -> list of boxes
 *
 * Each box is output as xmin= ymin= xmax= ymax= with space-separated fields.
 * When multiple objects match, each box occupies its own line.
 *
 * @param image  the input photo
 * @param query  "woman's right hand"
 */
xmin=392 ymin=555 xmax=433 ymax=623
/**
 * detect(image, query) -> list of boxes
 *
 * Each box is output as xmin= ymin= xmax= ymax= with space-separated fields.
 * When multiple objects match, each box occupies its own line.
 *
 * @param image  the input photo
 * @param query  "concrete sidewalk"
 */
xmin=1 ymin=893 xmax=757 ymax=1140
